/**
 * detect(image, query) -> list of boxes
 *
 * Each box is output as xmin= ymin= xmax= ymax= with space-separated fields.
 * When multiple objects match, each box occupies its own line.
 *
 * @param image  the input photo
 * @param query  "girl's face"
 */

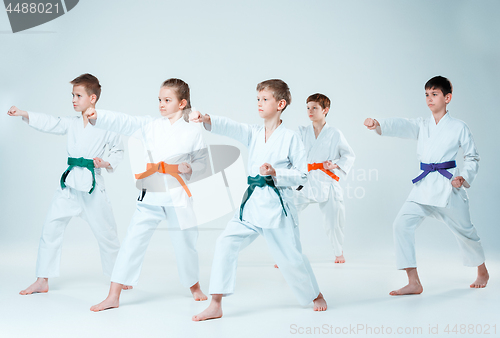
xmin=158 ymin=87 xmax=187 ymax=119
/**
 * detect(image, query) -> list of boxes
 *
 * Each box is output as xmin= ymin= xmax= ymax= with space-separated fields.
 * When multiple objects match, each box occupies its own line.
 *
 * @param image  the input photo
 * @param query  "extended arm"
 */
xmin=8 ymin=106 xmax=70 ymax=135
xmin=190 ymin=111 xmax=253 ymax=148
xmin=86 ymin=108 xmax=153 ymax=137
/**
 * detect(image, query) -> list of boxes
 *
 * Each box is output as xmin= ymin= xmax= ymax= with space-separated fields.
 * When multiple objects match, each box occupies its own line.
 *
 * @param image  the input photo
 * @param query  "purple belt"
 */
xmin=412 ymin=161 xmax=456 ymax=184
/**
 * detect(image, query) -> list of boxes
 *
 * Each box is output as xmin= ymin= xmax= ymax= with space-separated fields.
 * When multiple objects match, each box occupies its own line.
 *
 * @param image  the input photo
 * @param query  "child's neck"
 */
xmin=432 ymin=108 xmax=447 ymax=124
xmin=264 ymin=113 xmax=282 ymax=142
xmin=312 ymin=119 xmax=326 ymax=137
xmin=167 ymin=111 xmax=183 ymax=124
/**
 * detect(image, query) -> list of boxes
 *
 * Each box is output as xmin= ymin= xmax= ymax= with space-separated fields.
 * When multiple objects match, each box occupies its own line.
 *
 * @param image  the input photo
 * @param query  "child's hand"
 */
xmin=364 ymin=118 xmax=380 ymax=130
xmin=189 ymin=110 xmax=210 ymax=124
xmin=7 ymin=106 xmax=28 ymax=118
xmin=85 ymin=107 xmax=97 ymax=120
xmin=178 ymin=162 xmax=192 ymax=175
xmin=260 ymin=163 xmax=276 ymax=176
xmin=451 ymin=176 xmax=465 ymax=188
xmin=323 ymin=161 xmax=339 ymax=170
xmin=93 ymin=157 xmax=110 ymax=169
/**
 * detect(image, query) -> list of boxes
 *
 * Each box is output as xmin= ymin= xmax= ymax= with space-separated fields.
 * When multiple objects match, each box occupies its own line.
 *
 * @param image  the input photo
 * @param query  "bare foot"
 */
xmin=313 ymin=293 xmax=327 ymax=311
xmin=122 ymin=285 xmax=133 ymax=290
xmin=334 ymin=255 xmax=345 ymax=264
xmin=274 ymin=264 xmax=279 ymax=269
xmin=190 ymin=282 xmax=208 ymax=301
xmin=470 ymin=263 xmax=489 ymax=288
xmin=192 ymin=295 xmax=223 ymax=321
xmin=90 ymin=296 xmax=119 ymax=312
xmin=19 ymin=278 xmax=49 ymax=295
xmin=389 ymin=283 xmax=423 ymax=296
xmin=90 ymin=282 xmax=123 ymax=312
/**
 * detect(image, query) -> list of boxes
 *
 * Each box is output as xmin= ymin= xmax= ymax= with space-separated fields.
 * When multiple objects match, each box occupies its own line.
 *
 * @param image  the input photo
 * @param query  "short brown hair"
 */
xmin=256 ymin=79 xmax=292 ymax=112
xmin=162 ymin=78 xmax=191 ymax=121
xmin=70 ymin=73 xmax=101 ymax=102
xmin=306 ymin=93 xmax=330 ymax=110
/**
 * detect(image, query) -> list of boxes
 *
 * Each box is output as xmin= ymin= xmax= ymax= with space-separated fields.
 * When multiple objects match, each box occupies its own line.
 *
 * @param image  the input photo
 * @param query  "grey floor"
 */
xmin=1 ymin=237 xmax=498 ymax=338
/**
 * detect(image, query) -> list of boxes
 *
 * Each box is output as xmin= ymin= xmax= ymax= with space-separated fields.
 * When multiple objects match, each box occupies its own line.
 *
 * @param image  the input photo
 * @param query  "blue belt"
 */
xmin=412 ymin=161 xmax=456 ymax=184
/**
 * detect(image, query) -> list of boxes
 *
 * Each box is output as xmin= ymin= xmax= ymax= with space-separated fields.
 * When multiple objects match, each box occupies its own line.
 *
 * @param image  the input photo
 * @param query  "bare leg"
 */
xmin=90 ymin=282 xmax=123 ymax=312
xmin=334 ymin=252 xmax=345 ymax=264
xmin=122 ymin=285 xmax=133 ymax=290
xmin=190 ymin=282 xmax=208 ymax=301
xmin=19 ymin=277 xmax=49 ymax=295
xmin=390 ymin=268 xmax=423 ymax=296
xmin=192 ymin=294 xmax=223 ymax=321
xmin=470 ymin=263 xmax=489 ymax=288
xmin=313 ymin=292 xmax=327 ymax=311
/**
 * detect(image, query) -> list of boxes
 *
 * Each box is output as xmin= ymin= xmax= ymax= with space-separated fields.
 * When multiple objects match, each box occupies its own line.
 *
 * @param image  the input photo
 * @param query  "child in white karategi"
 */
xmin=88 ymin=79 xmax=209 ymax=312
xmin=8 ymin=74 xmax=124 ymax=295
xmin=295 ymin=93 xmax=355 ymax=264
xmin=191 ymin=79 xmax=327 ymax=322
xmin=364 ymin=76 xmax=489 ymax=295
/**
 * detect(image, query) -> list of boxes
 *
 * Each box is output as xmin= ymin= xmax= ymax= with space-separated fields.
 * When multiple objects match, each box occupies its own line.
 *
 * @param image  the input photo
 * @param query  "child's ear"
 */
xmin=445 ymin=93 xmax=452 ymax=104
xmin=179 ymin=99 xmax=188 ymax=110
xmin=278 ymin=99 xmax=287 ymax=111
xmin=90 ymin=94 xmax=97 ymax=104
xmin=323 ymin=107 xmax=330 ymax=116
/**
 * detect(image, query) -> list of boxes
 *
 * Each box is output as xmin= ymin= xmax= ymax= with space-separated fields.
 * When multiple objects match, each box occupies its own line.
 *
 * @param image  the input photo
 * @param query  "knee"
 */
xmin=393 ymin=215 xmax=409 ymax=235
xmin=214 ymin=235 xmax=235 ymax=254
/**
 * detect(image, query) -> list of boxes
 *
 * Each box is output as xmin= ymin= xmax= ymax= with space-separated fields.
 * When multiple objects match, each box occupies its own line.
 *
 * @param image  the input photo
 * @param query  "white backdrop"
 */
xmin=1 ymin=0 xmax=499 ymax=266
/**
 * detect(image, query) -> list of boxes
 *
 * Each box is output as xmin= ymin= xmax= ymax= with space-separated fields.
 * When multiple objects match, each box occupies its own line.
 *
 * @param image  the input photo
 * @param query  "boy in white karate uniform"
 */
xmin=88 ymin=79 xmax=208 ymax=312
xmin=8 ymin=74 xmax=124 ymax=295
xmin=364 ymin=76 xmax=489 ymax=295
xmin=295 ymin=93 xmax=355 ymax=264
xmin=191 ymin=79 xmax=327 ymax=321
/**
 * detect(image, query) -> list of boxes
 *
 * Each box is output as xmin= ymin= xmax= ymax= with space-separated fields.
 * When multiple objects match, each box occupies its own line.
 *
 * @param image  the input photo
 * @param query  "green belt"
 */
xmin=239 ymin=174 xmax=287 ymax=221
xmin=60 ymin=157 xmax=96 ymax=194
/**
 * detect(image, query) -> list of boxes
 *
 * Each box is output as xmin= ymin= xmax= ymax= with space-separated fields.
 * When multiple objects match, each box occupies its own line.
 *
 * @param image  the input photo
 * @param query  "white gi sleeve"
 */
xmin=458 ymin=123 xmax=480 ymax=188
xmin=333 ymin=130 xmax=355 ymax=176
xmin=94 ymin=110 xmax=154 ymax=136
xmin=209 ymin=115 xmax=256 ymax=148
xmin=24 ymin=111 xmax=72 ymax=135
xmin=105 ymin=132 xmax=125 ymax=173
xmin=274 ymin=133 xmax=307 ymax=187
xmin=379 ymin=117 xmax=421 ymax=140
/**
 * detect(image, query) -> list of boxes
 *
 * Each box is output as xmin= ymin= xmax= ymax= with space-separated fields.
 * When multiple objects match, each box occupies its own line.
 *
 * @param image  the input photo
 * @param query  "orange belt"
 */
xmin=308 ymin=163 xmax=340 ymax=182
xmin=135 ymin=162 xmax=192 ymax=197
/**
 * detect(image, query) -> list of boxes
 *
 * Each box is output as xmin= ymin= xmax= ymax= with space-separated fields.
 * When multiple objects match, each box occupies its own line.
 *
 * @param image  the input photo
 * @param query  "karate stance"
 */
xmin=295 ymin=93 xmax=355 ymax=264
xmin=364 ymin=76 xmax=489 ymax=295
xmin=191 ymin=79 xmax=327 ymax=321
xmin=8 ymin=74 xmax=124 ymax=295
xmin=88 ymin=78 xmax=208 ymax=312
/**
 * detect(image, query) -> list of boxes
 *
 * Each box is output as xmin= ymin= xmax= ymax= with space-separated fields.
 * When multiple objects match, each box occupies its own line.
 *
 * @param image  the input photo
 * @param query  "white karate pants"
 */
xmin=296 ymin=188 xmax=345 ymax=257
xmin=110 ymin=203 xmax=199 ymax=287
xmin=36 ymin=187 xmax=120 ymax=277
xmin=208 ymin=213 xmax=320 ymax=306
xmin=393 ymin=188 xmax=485 ymax=270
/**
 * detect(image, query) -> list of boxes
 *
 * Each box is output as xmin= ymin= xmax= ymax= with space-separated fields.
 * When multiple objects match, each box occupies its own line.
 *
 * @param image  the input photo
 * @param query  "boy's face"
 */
xmin=72 ymin=85 xmax=95 ymax=112
xmin=425 ymin=87 xmax=451 ymax=114
xmin=158 ymin=87 xmax=186 ymax=118
xmin=257 ymin=89 xmax=284 ymax=119
xmin=307 ymin=101 xmax=328 ymax=122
